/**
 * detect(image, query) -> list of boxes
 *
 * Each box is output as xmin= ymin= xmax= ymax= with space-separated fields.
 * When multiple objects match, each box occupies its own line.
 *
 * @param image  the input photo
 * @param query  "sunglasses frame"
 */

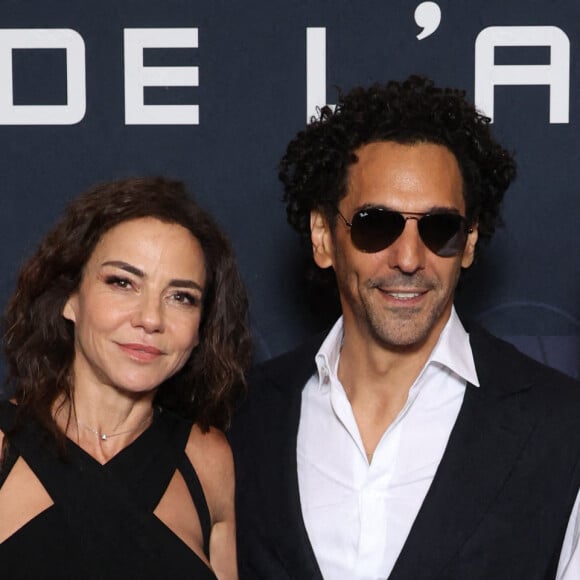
xmin=336 ymin=207 xmax=472 ymax=256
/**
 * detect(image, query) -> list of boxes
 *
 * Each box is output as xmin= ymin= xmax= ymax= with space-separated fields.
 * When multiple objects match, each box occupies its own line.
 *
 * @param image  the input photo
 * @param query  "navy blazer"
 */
xmin=230 ymin=324 xmax=580 ymax=579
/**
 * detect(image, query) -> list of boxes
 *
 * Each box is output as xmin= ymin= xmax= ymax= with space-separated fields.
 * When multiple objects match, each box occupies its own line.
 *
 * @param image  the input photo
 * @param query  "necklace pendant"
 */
xmin=76 ymin=411 xmax=154 ymax=443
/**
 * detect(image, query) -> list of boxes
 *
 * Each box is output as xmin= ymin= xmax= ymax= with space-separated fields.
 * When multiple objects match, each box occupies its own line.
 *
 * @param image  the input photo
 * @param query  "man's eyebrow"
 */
xmin=355 ymin=203 xmax=463 ymax=214
xmin=425 ymin=205 xmax=462 ymax=215
xmin=101 ymin=261 xmax=204 ymax=293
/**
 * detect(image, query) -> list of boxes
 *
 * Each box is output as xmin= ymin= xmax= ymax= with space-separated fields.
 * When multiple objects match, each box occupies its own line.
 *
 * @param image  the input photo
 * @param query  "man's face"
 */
xmin=310 ymin=141 xmax=478 ymax=353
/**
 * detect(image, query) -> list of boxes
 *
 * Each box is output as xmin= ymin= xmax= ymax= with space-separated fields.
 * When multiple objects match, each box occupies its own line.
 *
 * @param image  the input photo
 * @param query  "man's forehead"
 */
xmin=343 ymin=140 xmax=465 ymax=212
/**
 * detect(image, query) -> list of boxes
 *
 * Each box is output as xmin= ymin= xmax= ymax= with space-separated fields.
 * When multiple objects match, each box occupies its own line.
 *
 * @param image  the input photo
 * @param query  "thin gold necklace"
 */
xmin=76 ymin=411 xmax=154 ymax=441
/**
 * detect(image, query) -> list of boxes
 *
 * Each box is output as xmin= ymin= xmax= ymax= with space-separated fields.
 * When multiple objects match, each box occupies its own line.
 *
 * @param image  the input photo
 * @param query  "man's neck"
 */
xmin=336 ymin=318 xmax=447 ymax=459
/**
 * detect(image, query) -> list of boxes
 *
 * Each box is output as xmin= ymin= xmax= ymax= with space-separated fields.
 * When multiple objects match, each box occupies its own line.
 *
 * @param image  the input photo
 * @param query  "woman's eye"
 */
xmin=172 ymin=291 xmax=200 ymax=307
xmin=104 ymin=275 xmax=132 ymax=289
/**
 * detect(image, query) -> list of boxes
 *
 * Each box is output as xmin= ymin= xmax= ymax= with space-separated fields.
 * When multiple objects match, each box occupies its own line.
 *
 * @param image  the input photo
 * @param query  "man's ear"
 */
xmin=310 ymin=209 xmax=334 ymax=269
xmin=461 ymin=223 xmax=479 ymax=269
xmin=62 ymin=294 xmax=78 ymax=323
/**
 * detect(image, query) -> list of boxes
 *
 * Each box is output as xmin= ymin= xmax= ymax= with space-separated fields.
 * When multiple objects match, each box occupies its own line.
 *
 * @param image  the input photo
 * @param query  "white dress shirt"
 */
xmin=296 ymin=308 xmax=580 ymax=580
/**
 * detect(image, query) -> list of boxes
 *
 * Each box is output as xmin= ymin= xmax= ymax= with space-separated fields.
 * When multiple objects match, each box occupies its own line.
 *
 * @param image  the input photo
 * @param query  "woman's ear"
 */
xmin=62 ymin=294 xmax=78 ymax=323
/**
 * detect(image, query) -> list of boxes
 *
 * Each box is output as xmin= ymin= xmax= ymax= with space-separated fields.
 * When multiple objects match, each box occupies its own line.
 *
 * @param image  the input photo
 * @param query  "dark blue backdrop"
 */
xmin=0 ymin=0 xmax=578 ymax=391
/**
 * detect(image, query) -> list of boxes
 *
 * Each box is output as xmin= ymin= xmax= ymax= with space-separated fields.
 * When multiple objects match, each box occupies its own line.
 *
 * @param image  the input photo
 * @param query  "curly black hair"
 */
xmin=280 ymin=75 xmax=516 ymax=256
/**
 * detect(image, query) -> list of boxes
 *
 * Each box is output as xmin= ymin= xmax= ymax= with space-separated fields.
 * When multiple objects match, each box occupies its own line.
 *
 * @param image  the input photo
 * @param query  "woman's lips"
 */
xmin=117 ymin=343 xmax=164 ymax=361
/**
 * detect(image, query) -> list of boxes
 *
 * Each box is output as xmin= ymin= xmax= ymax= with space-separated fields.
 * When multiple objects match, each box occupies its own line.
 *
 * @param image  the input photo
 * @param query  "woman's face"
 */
xmin=63 ymin=217 xmax=206 ymax=398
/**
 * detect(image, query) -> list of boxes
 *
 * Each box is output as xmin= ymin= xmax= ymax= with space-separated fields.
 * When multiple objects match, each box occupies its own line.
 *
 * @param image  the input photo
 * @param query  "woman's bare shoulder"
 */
xmin=185 ymin=424 xmax=233 ymax=477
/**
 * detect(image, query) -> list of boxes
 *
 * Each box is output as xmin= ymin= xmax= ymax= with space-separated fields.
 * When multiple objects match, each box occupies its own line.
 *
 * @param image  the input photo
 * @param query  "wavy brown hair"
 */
xmin=3 ymin=177 xmax=252 ymax=440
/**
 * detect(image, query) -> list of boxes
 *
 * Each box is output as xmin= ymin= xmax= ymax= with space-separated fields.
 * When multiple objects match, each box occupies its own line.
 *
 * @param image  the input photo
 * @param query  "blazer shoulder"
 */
xmin=230 ymin=333 xmax=324 ymax=431
xmin=469 ymin=323 xmax=580 ymax=420
xmin=247 ymin=332 xmax=325 ymax=391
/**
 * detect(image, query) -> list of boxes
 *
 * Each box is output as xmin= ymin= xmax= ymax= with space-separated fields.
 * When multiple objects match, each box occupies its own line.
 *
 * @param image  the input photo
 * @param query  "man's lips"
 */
xmin=380 ymin=290 xmax=425 ymax=300
xmin=374 ymin=287 xmax=429 ymax=304
xmin=117 ymin=343 xmax=165 ymax=361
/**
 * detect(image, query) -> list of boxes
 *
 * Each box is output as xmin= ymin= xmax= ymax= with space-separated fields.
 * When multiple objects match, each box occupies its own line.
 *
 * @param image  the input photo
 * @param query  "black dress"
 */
xmin=0 ymin=400 xmax=218 ymax=579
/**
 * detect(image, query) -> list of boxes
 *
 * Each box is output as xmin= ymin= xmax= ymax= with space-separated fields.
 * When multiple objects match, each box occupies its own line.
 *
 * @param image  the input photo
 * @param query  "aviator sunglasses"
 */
xmin=336 ymin=207 xmax=472 ymax=257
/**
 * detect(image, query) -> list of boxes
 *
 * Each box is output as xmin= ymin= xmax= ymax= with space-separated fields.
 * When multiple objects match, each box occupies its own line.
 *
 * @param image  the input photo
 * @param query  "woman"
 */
xmin=0 ymin=177 xmax=252 ymax=579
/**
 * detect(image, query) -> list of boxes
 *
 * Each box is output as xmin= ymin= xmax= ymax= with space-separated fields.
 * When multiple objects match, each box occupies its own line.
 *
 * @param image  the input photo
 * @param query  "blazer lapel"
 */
xmin=252 ymin=337 xmax=324 ymax=579
xmin=389 ymin=327 xmax=536 ymax=580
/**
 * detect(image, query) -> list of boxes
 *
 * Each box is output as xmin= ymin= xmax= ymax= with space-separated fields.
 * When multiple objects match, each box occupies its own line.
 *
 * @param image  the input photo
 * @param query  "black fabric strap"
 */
xmin=0 ymin=401 xmax=19 ymax=488
xmin=178 ymin=451 xmax=212 ymax=558
xmin=105 ymin=407 xmax=189 ymax=513
xmin=0 ymin=400 xmax=16 ymax=429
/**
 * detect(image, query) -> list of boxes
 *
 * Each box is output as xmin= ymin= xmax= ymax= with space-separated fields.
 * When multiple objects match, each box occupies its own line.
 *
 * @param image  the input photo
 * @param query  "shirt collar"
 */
xmin=314 ymin=318 xmax=344 ymax=392
xmin=429 ymin=307 xmax=480 ymax=387
xmin=313 ymin=307 xmax=479 ymax=392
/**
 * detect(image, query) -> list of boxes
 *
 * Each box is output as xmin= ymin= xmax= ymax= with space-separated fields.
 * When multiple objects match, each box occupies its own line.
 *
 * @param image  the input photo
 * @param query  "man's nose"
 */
xmin=386 ymin=218 xmax=427 ymax=274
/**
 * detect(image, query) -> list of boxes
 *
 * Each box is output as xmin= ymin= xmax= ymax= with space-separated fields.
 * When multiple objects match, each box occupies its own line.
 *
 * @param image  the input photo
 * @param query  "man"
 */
xmin=230 ymin=76 xmax=580 ymax=579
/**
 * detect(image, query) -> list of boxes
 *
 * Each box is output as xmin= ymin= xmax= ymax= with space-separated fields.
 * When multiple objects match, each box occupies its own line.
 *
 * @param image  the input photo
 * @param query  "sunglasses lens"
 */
xmin=346 ymin=208 xmax=468 ymax=256
xmin=418 ymin=214 xmax=467 ymax=256
xmin=350 ymin=209 xmax=405 ymax=253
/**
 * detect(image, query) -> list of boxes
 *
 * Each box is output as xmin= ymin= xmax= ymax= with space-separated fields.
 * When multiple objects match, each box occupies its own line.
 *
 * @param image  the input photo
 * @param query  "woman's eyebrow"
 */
xmin=168 ymin=279 xmax=204 ymax=292
xmin=101 ymin=260 xmax=143 ymax=277
xmin=102 ymin=260 xmax=203 ymax=292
